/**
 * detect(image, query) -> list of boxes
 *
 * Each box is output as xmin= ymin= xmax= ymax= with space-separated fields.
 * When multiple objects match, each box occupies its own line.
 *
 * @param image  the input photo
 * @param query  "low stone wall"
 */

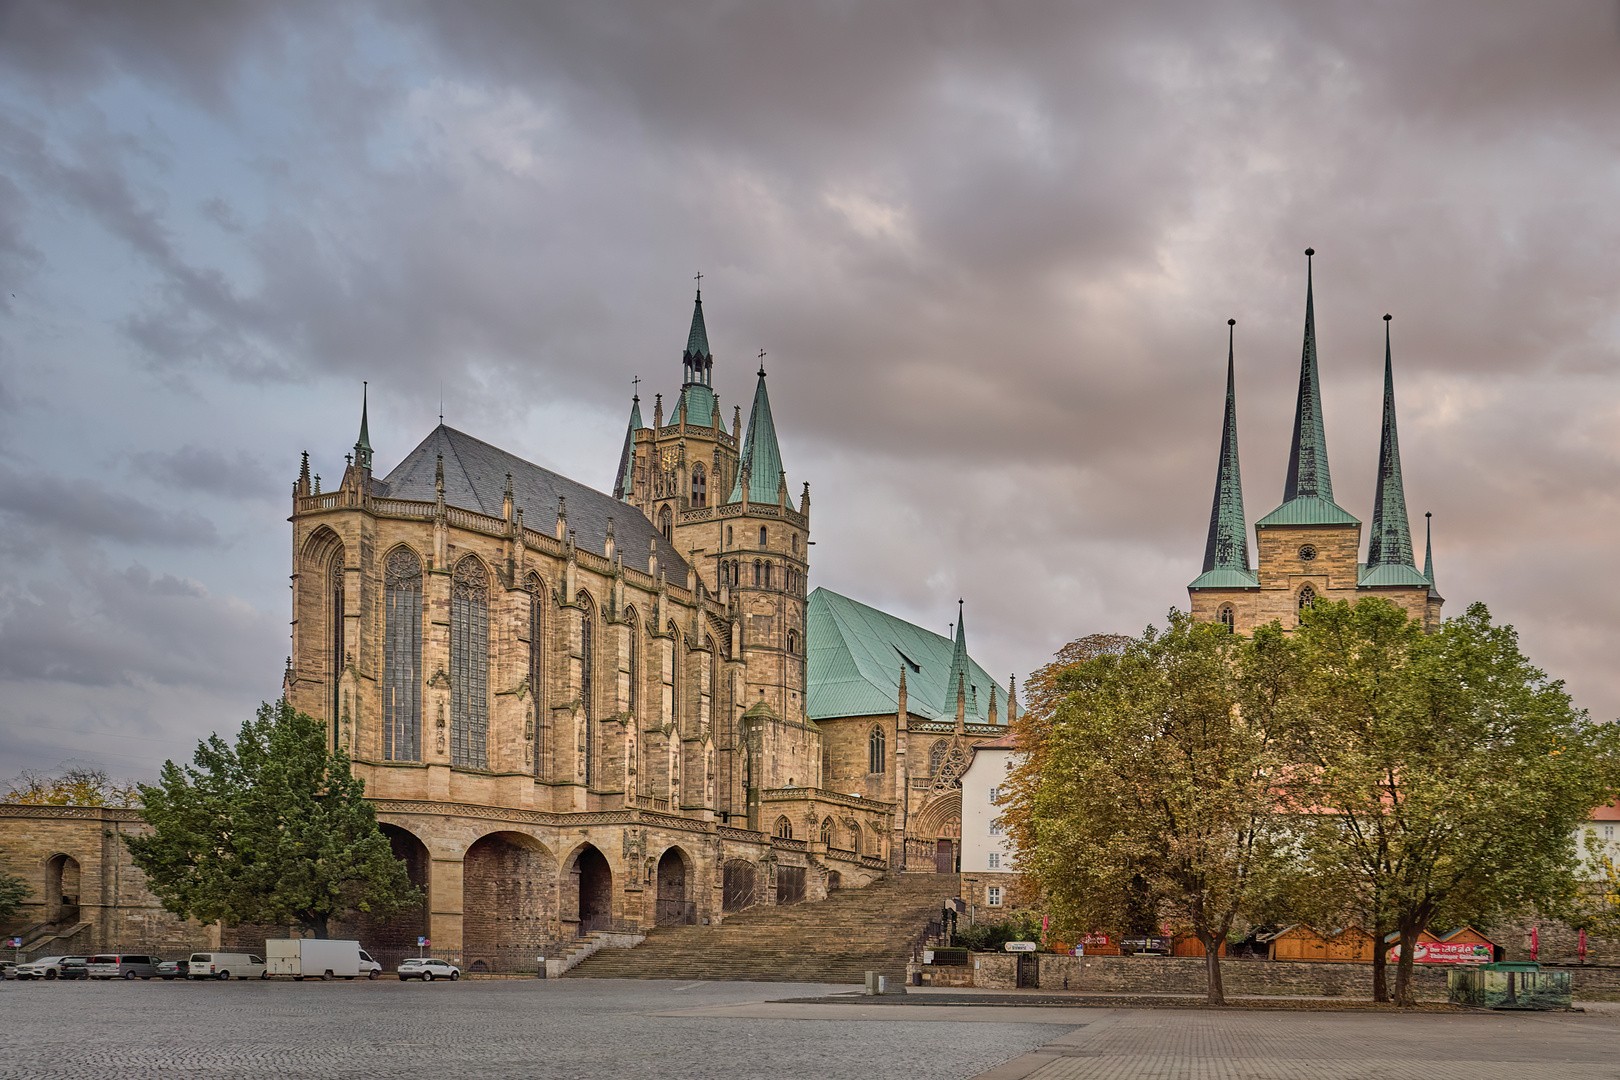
xmin=912 ymin=953 xmax=1620 ymax=1000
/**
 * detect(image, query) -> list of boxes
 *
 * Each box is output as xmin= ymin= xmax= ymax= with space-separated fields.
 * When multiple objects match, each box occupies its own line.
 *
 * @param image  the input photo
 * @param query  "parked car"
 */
xmin=186 ymin=952 xmax=267 ymax=980
xmin=0 ymin=961 xmax=16 ymax=980
xmin=13 ymin=955 xmax=89 ymax=981
xmin=396 ymin=958 xmax=461 ymax=982
xmin=155 ymin=959 xmax=190 ymax=980
xmin=87 ymin=954 xmax=161 ymax=980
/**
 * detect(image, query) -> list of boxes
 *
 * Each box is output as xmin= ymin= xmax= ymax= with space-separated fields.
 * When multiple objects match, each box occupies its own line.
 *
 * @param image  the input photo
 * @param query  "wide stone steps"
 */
xmin=567 ymin=872 xmax=957 ymax=983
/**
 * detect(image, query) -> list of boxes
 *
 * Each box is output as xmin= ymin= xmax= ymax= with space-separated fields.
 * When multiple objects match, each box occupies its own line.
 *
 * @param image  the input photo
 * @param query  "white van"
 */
xmin=187 ymin=952 xmax=267 ymax=980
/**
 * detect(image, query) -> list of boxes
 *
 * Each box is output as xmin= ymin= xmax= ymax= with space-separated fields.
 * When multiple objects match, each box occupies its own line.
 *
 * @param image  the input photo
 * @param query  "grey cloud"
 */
xmin=129 ymin=446 xmax=280 ymax=499
xmin=0 ymin=464 xmax=222 ymax=547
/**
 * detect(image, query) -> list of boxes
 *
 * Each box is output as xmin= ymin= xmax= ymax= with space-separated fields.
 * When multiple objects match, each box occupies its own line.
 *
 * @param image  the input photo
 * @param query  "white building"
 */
xmin=958 ymin=731 xmax=1019 ymax=910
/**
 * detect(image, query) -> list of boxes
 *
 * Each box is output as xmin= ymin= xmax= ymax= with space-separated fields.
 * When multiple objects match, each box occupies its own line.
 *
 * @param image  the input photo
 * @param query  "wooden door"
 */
xmin=935 ymin=839 xmax=954 ymax=874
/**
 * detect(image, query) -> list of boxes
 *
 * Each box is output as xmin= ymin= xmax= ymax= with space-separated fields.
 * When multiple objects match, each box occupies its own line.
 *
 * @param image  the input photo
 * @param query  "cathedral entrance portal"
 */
xmin=574 ymin=844 xmax=613 ymax=935
xmin=935 ymin=839 xmax=955 ymax=874
xmin=655 ymin=848 xmax=694 ymax=925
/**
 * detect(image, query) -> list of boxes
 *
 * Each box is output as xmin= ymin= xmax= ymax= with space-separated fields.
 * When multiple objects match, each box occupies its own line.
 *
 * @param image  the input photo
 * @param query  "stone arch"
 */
xmin=463 ymin=830 xmax=557 ymax=973
xmin=562 ymin=842 xmax=614 ymax=936
xmin=774 ymin=815 xmax=794 ymax=840
xmin=298 ymin=524 xmax=345 ymax=568
xmin=44 ymin=853 xmax=80 ymax=925
xmin=819 ymin=816 xmax=835 ymax=847
xmin=654 ymin=845 xmax=695 ymax=925
xmin=344 ymin=824 xmax=430 ymax=969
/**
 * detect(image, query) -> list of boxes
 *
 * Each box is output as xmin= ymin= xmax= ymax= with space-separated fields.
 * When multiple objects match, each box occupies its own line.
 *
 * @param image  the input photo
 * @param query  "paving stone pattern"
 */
xmin=0 ymin=977 xmax=1056 ymax=1080
xmin=978 ymin=1006 xmax=1620 ymax=1080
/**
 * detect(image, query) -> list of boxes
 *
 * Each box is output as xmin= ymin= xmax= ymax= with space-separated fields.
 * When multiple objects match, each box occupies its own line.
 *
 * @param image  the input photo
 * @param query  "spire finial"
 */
xmin=632 ymin=374 xmax=641 ymax=401
xmin=758 ymin=348 xmax=766 ymax=376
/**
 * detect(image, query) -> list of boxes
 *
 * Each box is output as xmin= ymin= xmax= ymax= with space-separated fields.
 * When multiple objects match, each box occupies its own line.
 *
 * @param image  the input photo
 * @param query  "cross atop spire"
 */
xmin=1191 ymin=319 xmax=1256 ymax=589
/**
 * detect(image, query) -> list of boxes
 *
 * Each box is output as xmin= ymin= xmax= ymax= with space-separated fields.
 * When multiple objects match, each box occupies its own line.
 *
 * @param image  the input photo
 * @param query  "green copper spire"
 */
xmin=1192 ymin=320 xmax=1254 ymax=588
xmin=1258 ymin=249 xmax=1359 ymax=528
xmin=727 ymin=363 xmax=785 ymax=504
xmin=353 ymin=381 xmax=372 ymax=470
xmin=1285 ymin=249 xmax=1332 ymax=502
xmin=1366 ymin=315 xmax=1415 ymax=568
xmin=943 ymin=600 xmax=975 ymax=721
xmin=613 ymin=391 xmax=643 ymax=502
xmin=683 ymin=288 xmax=712 ymax=385
xmin=1424 ymin=511 xmax=1441 ymax=599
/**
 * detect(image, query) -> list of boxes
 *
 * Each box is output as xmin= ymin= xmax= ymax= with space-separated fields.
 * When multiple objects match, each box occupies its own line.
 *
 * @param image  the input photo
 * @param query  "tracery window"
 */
xmin=776 ymin=816 xmax=794 ymax=840
xmin=868 ymin=725 xmax=886 ymax=774
xmin=1298 ymin=585 xmax=1316 ymax=613
xmin=1217 ymin=604 xmax=1236 ymax=631
xmin=329 ymin=549 xmax=345 ymax=743
xmin=659 ymin=505 xmax=673 ymax=541
xmin=670 ymin=625 xmax=682 ymax=727
xmin=820 ymin=818 xmax=834 ymax=846
xmin=450 ymin=557 xmax=490 ymax=769
xmin=627 ymin=610 xmax=640 ymax=720
xmin=691 ymin=464 xmax=707 ymax=509
xmin=527 ymin=574 xmax=547 ymax=778
xmin=580 ymin=594 xmax=595 ymax=786
xmin=383 ymin=547 xmax=422 ymax=762
xmin=929 ymin=739 xmax=948 ymax=776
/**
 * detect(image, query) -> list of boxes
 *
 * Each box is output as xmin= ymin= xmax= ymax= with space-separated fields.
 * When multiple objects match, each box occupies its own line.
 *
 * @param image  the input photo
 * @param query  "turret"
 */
xmin=613 ymin=391 xmax=644 ymax=502
xmin=728 ymin=363 xmax=786 ymax=505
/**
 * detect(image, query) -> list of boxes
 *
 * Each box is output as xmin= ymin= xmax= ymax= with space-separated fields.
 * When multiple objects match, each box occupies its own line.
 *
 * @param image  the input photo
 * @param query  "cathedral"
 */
xmin=1188 ymin=250 xmax=1443 ymax=632
xmin=281 ymin=289 xmax=1012 ymax=970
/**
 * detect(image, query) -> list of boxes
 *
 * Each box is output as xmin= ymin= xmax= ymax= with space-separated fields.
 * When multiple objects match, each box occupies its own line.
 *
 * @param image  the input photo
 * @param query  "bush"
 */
xmin=954 ymin=911 xmax=1044 ymax=951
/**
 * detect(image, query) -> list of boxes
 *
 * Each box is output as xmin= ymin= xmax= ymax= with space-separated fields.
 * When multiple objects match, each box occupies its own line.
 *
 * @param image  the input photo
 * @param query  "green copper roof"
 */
xmin=943 ymin=600 xmax=973 ymax=716
xmin=685 ymin=290 xmax=710 ymax=360
xmin=1366 ymin=317 xmax=1416 ymax=571
xmin=1357 ymin=562 xmax=1431 ymax=587
xmin=613 ymin=394 xmax=643 ymax=501
xmin=1255 ymin=496 xmax=1360 ymax=527
xmin=806 ymin=587 xmax=1000 ymax=723
xmin=727 ymin=367 xmax=786 ymax=504
xmin=1188 ymin=567 xmax=1259 ymax=589
xmin=678 ymin=383 xmax=717 ymax=428
xmin=1196 ymin=321 xmax=1251 ymax=587
xmin=1423 ymin=512 xmax=1441 ymax=599
xmin=1263 ymin=250 xmax=1357 ymax=527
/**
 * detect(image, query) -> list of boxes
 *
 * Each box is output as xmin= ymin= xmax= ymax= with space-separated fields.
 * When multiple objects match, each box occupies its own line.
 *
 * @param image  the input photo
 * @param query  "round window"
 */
xmin=1297 ymin=544 xmax=1317 ymax=561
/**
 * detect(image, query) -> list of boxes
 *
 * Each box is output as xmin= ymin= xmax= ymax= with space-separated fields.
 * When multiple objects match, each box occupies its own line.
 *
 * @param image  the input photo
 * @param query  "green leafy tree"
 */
xmin=1288 ymin=599 xmax=1620 ymax=1006
xmin=1008 ymin=613 xmax=1298 ymax=1004
xmin=0 ymin=865 xmax=30 ymax=924
xmin=125 ymin=700 xmax=420 ymax=938
xmin=3 ymin=766 xmax=141 ymax=807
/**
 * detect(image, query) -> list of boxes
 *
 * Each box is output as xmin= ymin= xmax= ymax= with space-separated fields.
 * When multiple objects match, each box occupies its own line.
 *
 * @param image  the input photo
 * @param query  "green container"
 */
xmin=1449 ymin=963 xmax=1572 ymax=1010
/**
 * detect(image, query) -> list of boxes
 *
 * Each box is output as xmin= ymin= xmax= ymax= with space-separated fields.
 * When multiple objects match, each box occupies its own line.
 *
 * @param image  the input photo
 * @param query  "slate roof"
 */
xmin=377 ymin=424 xmax=687 ymax=573
xmin=806 ymin=587 xmax=1002 ymax=723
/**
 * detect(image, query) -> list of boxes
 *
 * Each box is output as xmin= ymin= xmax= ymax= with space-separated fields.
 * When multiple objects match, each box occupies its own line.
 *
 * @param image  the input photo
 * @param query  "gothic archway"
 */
xmin=655 ymin=847 xmax=694 ymax=925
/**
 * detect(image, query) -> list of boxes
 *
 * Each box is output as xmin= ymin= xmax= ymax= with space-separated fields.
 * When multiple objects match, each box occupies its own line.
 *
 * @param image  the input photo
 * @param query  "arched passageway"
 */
xmin=342 ymin=825 xmax=430 ymax=970
xmin=571 ymin=844 xmax=614 ymax=935
xmin=45 ymin=854 xmax=80 ymax=925
xmin=721 ymin=860 xmax=756 ymax=913
xmin=464 ymin=831 xmax=557 ymax=972
xmin=655 ymin=848 xmax=694 ymax=925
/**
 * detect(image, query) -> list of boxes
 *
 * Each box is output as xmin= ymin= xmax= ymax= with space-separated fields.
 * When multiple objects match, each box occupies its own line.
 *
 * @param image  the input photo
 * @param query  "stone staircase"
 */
xmin=567 ymin=873 xmax=957 ymax=984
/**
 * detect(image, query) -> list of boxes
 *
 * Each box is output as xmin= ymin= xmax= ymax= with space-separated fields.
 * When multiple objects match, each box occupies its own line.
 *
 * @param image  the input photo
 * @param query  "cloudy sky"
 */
xmin=3 ymin=0 xmax=1619 ymax=781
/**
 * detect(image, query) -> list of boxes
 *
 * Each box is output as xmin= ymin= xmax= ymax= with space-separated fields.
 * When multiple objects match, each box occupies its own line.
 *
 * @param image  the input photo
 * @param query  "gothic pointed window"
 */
xmin=659 ymin=505 xmax=673 ymax=541
xmin=776 ymin=816 xmax=794 ymax=840
xmin=627 ymin=609 xmax=640 ymax=720
xmin=1298 ymin=584 xmax=1317 ymax=613
xmin=868 ymin=725 xmax=886 ymax=774
xmin=786 ymin=630 xmax=798 ymax=655
xmin=1217 ymin=604 xmax=1236 ymax=631
xmin=383 ymin=547 xmax=423 ymax=762
xmin=929 ymin=739 xmax=948 ymax=777
xmin=820 ymin=818 xmax=834 ymax=846
xmin=691 ymin=463 xmax=707 ymax=509
xmin=450 ymin=556 xmax=490 ymax=769
xmin=752 ymin=560 xmax=762 ymax=587
xmin=527 ymin=574 xmax=547 ymax=779
xmin=706 ymin=635 xmax=719 ymax=734
xmin=329 ymin=549 xmax=345 ymax=744
xmin=670 ymin=624 xmax=683 ymax=728
xmin=764 ymin=562 xmax=773 ymax=589
xmin=579 ymin=593 xmax=595 ymax=786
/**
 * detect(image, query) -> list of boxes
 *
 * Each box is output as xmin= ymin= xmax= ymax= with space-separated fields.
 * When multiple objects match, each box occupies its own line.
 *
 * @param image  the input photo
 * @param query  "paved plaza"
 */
xmin=2 ymin=978 xmax=1617 ymax=1080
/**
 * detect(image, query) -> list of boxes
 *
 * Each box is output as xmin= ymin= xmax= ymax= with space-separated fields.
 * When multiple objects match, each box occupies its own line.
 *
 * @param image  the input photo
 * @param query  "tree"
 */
xmin=1288 ymin=599 xmax=1620 ymax=1006
xmin=3 ymin=766 xmax=141 ymax=807
xmin=125 ymin=700 xmax=420 ymax=938
xmin=1007 ymin=613 xmax=1297 ymax=1004
xmin=0 ymin=865 xmax=29 ymax=924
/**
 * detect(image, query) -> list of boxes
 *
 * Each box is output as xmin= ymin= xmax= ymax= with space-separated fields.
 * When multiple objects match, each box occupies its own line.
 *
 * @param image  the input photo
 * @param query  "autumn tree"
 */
xmin=1007 ymin=614 xmax=1296 ymax=1004
xmin=126 ymin=700 xmax=419 ymax=939
xmin=0 ymin=863 xmax=29 ymax=924
xmin=1288 ymin=599 xmax=1620 ymax=1006
xmin=3 ymin=767 xmax=141 ymax=808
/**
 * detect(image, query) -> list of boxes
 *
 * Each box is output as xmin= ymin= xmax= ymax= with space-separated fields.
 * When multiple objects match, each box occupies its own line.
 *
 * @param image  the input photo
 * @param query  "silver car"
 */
xmin=396 ymin=958 xmax=461 ymax=982
xmin=14 ymin=955 xmax=89 ymax=981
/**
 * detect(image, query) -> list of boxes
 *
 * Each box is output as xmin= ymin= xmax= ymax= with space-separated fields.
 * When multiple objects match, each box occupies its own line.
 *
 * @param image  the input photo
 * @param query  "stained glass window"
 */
xmin=383 ymin=548 xmax=422 ymax=761
xmin=450 ymin=557 xmax=489 ymax=769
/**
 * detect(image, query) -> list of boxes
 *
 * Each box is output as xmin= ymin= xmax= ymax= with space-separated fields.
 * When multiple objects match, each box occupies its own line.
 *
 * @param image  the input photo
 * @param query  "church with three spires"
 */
xmin=280 ymin=287 xmax=1013 ymax=971
xmin=1188 ymin=250 xmax=1443 ymax=632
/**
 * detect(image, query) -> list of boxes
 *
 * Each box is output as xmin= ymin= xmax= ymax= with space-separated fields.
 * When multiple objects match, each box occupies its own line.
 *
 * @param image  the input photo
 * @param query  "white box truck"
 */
xmin=265 ymin=939 xmax=382 ymax=980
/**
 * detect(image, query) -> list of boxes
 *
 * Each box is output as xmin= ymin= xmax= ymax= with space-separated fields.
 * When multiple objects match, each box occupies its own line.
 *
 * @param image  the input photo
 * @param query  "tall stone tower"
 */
xmin=1189 ymin=250 xmax=1443 ymax=633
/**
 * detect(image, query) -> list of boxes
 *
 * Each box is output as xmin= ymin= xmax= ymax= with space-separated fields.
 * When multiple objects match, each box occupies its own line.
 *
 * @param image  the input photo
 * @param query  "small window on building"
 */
xmin=868 ymin=725 xmax=886 ymax=774
xmin=987 ymin=886 xmax=1002 ymax=906
xmin=726 ymin=525 xmax=733 ymax=546
xmin=1298 ymin=584 xmax=1316 ymax=612
xmin=989 ymin=820 xmax=1003 ymax=837
xmin=792 ymin=534 xmax=799 ymax=554
xmin=759 ymin=526 xmax=767 ymax=546
xmin=1217 ymin=604 xmax=1235 ymax=631
xmin=988 ymin=786 xmax=1000 ymax=803
xmin=776 ymin=816 xmax=793 ymax=840
xmin=753 ymin=560 xmax=762 ymax=587
xmin=786 ymin=630 xmax=798 ymax=655
xmin=988 ymin=852 xmax=1000 ymax=870
xmin=691 ymin=463 xmax=707 ymax=509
